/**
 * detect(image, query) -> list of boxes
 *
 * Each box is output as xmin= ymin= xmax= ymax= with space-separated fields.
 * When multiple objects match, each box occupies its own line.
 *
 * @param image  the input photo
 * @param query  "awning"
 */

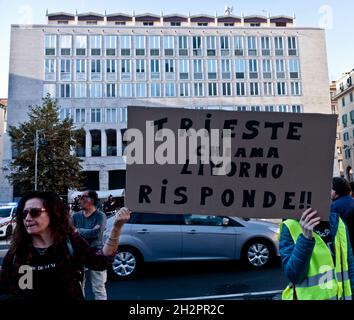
xmin=68 ymin=189 xmax=125 ymax=201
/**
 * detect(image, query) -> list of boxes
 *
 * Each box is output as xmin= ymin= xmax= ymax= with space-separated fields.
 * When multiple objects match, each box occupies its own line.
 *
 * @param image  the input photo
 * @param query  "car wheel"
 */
xmin=242 ymin=239 xmax=274 ymax=269
xmin=5 ymin=226 xmax=13 ymax=239
xmin=111 ymin=247 xmax=141 ymax=279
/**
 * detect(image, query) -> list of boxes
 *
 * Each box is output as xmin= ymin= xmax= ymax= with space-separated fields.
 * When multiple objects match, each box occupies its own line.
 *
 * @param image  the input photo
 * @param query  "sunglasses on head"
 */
xmin=21 ymin=208 xmax=46 ymax=219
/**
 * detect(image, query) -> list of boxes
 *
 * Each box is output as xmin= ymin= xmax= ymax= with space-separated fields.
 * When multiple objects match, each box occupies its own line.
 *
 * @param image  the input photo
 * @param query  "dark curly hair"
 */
xmin=9 ymin=191 xmax=75 ymax=257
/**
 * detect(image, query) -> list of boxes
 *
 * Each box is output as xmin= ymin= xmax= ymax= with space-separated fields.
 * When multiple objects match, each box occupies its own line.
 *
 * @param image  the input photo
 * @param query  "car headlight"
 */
xmin=269 ymin=227 xmax=280 ymax=234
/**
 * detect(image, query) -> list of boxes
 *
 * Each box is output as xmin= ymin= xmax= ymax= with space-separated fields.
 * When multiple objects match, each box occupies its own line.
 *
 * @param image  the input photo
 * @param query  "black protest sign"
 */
xmin=125 ymin=106 xmax=337 ymax=219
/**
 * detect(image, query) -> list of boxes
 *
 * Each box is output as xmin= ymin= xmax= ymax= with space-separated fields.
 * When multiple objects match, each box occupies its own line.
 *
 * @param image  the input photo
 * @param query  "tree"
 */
xmin=8 ymin=94 xmax=85 ymax=197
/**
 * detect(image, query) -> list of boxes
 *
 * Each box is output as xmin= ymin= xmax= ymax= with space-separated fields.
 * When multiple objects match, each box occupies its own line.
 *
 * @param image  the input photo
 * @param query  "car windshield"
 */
xmin=0 ymin=208 xmax=12 ymax=218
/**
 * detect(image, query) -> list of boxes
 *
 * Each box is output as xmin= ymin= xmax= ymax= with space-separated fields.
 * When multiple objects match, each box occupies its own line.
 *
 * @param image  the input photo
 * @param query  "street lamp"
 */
xmin=34 ymin=129 xmax=45 ymax=191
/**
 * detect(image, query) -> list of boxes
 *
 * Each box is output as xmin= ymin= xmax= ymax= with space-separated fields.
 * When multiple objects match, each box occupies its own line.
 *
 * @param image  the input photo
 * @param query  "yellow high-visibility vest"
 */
xmin=281 ymin=218 xmax=352 ymax=300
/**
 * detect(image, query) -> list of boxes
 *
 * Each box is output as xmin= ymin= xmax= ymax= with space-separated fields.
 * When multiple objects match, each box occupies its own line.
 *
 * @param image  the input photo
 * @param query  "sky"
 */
xmin=0 ymin=0 xmax=353 ymax=98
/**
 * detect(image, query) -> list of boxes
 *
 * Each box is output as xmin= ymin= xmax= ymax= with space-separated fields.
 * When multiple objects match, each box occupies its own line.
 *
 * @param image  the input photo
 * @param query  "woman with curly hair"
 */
xmin=0 ymin=191 xmax=130 ymax=300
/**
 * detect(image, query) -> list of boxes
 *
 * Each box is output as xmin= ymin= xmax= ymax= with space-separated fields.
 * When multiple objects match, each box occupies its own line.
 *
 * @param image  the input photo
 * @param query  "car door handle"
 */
xmin=187 ymin=229 xmax=198 ymax=234
xmin=137 ymin=229 xmax=149 ymax=234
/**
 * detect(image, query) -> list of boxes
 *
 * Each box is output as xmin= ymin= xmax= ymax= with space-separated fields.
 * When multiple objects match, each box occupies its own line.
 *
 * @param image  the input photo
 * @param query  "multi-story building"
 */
xmin=0 ymin=99 xmax=7 ymax=170
xmin=330 ymin=82 xmax=344 ymax=177
xmin=0 ymin=11 xmax=332 ymax=201
xmin=332 ymin=70 xmax=354 ymax=181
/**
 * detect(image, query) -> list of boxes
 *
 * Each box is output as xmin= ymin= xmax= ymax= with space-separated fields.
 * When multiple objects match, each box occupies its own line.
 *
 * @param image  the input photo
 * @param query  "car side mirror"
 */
xmin=222 ymin=218 xmax=230 ymax=226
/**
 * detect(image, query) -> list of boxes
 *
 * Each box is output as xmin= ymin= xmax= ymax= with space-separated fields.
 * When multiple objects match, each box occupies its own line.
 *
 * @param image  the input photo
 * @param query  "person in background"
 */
xmin=72 ymin=190 xmax=108 ymax=300
xmin=349 ymin=181 xmax=354 ymax=198
xmin=103 ymin=195 xmax=117 ymax=216
xmin=0 ymin=191 xmax=130 ymax=300
xmin=331 ymin=177 xmax=354 ymax=254
xmin=279 ymin=208 xmax=354 ymax=300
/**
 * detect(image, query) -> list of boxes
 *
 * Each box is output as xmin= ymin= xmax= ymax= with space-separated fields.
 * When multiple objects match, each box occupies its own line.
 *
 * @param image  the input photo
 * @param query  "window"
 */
xmin=91 ymin=108 xmax=102 ymax=123
xmin=289 ymin=59 xmax=300 ymax=79
xmin=150 ymin=83 xmax=161 ymax=97
xmin=261 ymin=37 xmax=270 ymax=56
xmin=278 ymin=105 xmax=288 ymax=112
xmin=193 ymin=60 xmax=203 ymax=80
xmin=90 ymin=60 xmax=101 ymax=80
xmin=178 ymin=36 xmax=188 ymax=56
xmin=194 ymin=83 xmax=204 ymax=97
xmin=151 ymin=60 xmax=160 ymax=80
xmin=121 ymin=60 xmax=131 ymax=80
xmin=262 ymin=60 xmax=272 ymax=79
xmin=134 ymin=213 xmax=181 ymax=225
xmin=234 ymin=36 xmax=244 ymax=56
xmin=350 ymin=110 xmax=354 ymax=124
xmin=235 ymin=59 xmax=245 ymax=79
xmin=120 ymin=83 xmax=132 ymax=97
xmin=265 ymin=105 xmax=274 ymax=112
xmin=106 ymin=108 xmax=117 ymax=123
xmin=75 ymin=35 xmax=87 ymax=56
xmin=222 ymin=83 xmax=232 ymax=96
xmin=136 ymin=83 xmax=147 ymax=97
xmin=221 ymin=60 xmax=231 ymax=80
xmin=76 ymin=59 xmax=86 ymax=81
xmin=165 ymin=83 xmax=176 ymax=97
xmin=342 ymin=98 xmax=346 ymax=107
xmin=45 ymin=59 xmax=56 ymax=81
xmin=179 ymin=83 xmax=189 ymax=97
xmin=263 ymin=82 xmax=273 ymax=96
xmin=247 ymin=36 xmax=257 ymax=56
xmin=251 ymin=106 xmax=261 ymax=111
xmin=249 ymin=82 xmax=259 ymax=96
xmin=136 ymin=36 xmax=146 ymax=56
xmin=60 ymin=35 xmax=72 ymax=55
xmin=75 ymin=108 xmax=86 ymax=123
xmin=149 ymin=36 xmax=160 ymax=56
xmin=60 ymin=59 xmax=71 ymax=81
xmin=106 ymin=59 xmax=116 ymax=81
xmin=276 ymin=82 xmax=287 ymax=95
xmin=236 ymin=82 xmax=246 ymax=96
xmin=274 ymin=37 xmax=284 ymax=56
xmin=350 ymin=93 xmax=354 ymax=103
xmin=43 ymin=84 xmax=56 ymax=98
xmin=136 ymin=59 xmax=146 ymax=80
xmin=207 ymin=60 xmax=217 ymax=80
xmin=291 ymin=82 xmax=301 ymax=95
xmin=60 ymin=84 xmax=71 ymax=98
xmin=164 ymin=36 xmax=174 ymax=56
xmin=74 ymin=83 xmax=87 ymax=98
xmin=106 ymin=83 xmax=116 ymax=97
xmin=115 ymin=21 xmax=126 ymax=26
xmin=342 ymin=114 xmax=348 ymax=128
xmin=104 ymin=35 xmax=116 ymax=55
xmin=208 ymin=83 xmax=218 ymax=96
xmin=206 ymin=36 xmax=216 ymax=56
xmin=276 ymin=59 xmax=285 ymax=79
xmin=90 ymin=35 xmax=102 ymax=55
xmin=288 ymin=36 xmax=298 ymax=56
xmin=184 ymin=214 xmax=225 ymax=226
xmin=179 ymin=59 xmax=189 ymax=80
xmin=171 ymin=22 xmax=181 ymax=27
xmin=343 ymin=132 xmax=349 ymax=141
xmin=89 ymin=83 xmax=102 ymax=98
xmin=292 ymin=105 xmax=302 ymax=113
xmin=236 ymin=105 xmax=247 ymax=111
xmin=192 ymin=36 xmax=202 ymax=56
xmin=120 ymin=36 xmax=131 ymax=55
xmin=59 ymin=108 xmax=72 ymax=121
xmin=44 ymin=34 xmax=56 ymax=55
xmin=220 ymin=36 xmax=230 ymax=56
xmin=120 ymin=107 xmax=127 ymax=123
xmin=249 ymin=59 xmax=258 ymax=79
xmin=165 ymin=59 xmax=174 ymax=73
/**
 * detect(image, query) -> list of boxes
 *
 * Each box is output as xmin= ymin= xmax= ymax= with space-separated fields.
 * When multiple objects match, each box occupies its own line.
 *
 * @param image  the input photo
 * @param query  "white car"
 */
xmin=0 ymin=203 xmax=17 ymax=238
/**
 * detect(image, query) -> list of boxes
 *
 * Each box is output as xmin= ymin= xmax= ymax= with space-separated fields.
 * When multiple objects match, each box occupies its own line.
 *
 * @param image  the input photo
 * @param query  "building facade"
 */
xmin=0 ymin=12 xmax=332 ymax=201
xmin=332 ymin=70 xmax=354 ymax=181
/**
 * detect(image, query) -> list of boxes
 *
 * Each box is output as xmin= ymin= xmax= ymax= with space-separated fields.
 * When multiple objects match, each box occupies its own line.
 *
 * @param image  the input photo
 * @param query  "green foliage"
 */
xmin=8 ymin=94 xmax=84 ymax=196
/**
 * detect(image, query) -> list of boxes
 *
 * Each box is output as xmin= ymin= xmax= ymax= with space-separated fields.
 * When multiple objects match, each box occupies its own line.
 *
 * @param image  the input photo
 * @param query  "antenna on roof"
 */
xmin=104 ymin=10 xmax=107 ymax=16
xmin=45 ymin=8 xmax=48 ymax=16
xmin=75 ymin=9 xmax=78 ymax=15
xmin=224 ymin=6 xmax=234 ymax=16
